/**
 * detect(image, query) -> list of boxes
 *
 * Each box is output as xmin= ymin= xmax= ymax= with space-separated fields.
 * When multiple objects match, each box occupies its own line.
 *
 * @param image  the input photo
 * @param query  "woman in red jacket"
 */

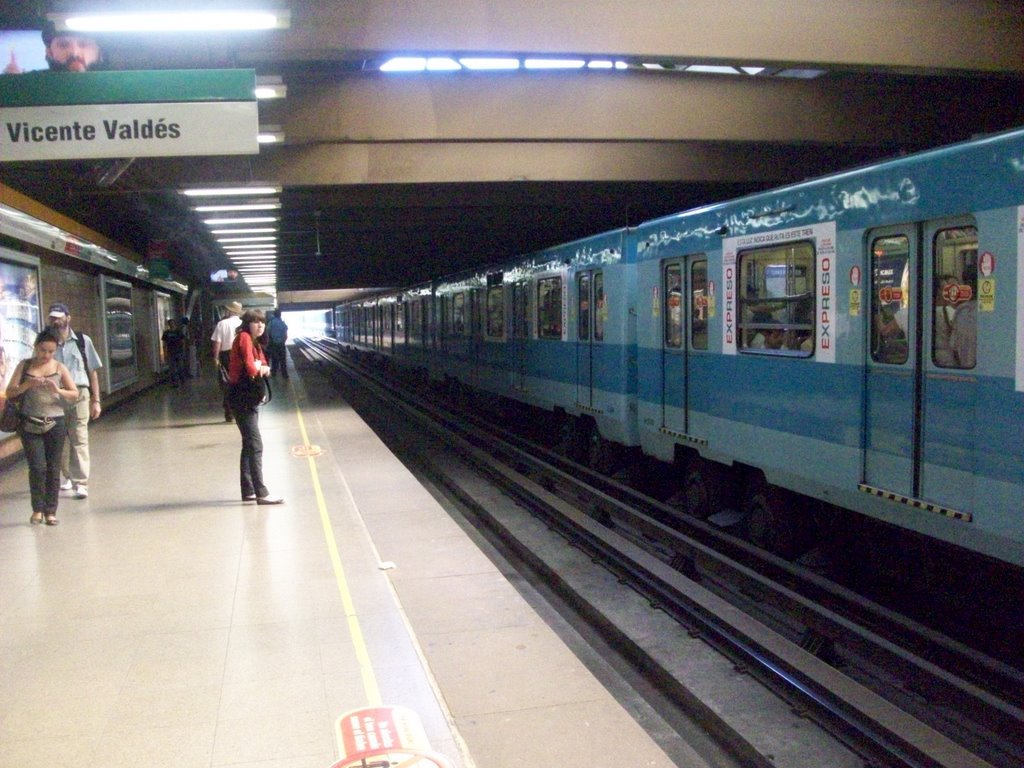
xmin=227 ymin=309 xmax=284 ymax=505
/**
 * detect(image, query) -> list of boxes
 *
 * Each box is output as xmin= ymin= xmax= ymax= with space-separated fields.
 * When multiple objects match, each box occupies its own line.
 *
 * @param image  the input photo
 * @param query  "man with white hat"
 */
xmin=211 ymin=301 xmax=243 ymax=422
xmin=48 ymin=302 xmax=103 ymax=499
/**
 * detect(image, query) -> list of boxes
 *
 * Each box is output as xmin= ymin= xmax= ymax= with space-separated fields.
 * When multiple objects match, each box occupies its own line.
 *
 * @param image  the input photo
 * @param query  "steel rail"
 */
xmin=298 ymin=338 xmax=1019 ymax=768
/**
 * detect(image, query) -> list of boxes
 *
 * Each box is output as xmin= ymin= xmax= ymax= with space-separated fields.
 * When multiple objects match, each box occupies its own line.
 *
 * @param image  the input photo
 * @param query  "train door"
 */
xmin=511 ymin=281 xmax=529 ymax=390
xmin=469 ymin=288 xmax=482 ymax=389
xmin=661 ymin=259 xmax=707 ymax=436
xmin=576 ymin=271 xmax=594 ymax=408
xmin=863 ymin=221 xmax=978 ymax=516
xmin=661 ymin=262 xmax=684 ymax=432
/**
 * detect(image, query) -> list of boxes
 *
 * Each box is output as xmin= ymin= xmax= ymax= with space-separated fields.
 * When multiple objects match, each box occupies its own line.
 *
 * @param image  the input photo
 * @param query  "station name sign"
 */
xmin=0 ymin=69 xmax=258 ymax=161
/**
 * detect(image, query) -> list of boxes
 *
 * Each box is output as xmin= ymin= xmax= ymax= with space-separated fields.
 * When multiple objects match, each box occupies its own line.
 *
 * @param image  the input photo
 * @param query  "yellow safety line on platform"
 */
xmin=294 ymin=403 xmax=383 ymax=707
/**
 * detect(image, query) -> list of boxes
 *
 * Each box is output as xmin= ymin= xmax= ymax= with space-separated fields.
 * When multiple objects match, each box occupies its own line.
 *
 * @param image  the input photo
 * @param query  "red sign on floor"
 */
xmin=330 ymin=706 xmax=454 ymax=768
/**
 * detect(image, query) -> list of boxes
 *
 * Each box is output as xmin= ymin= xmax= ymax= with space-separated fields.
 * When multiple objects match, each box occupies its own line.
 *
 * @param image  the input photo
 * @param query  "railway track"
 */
xmin=297 ymin=336 xmax=1024 ymax=768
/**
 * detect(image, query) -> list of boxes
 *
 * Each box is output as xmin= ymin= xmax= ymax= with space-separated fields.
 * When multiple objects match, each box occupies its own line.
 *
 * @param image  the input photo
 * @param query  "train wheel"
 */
xmin=555 ymin=416 xmax=586 ymax=463
xmin=585 ymin=427 xmax=619 ymax=475
xmin=743 ymin=478 xmax=799 ymax=559
xmin=682 ymin=457 xmax=729 ymax=520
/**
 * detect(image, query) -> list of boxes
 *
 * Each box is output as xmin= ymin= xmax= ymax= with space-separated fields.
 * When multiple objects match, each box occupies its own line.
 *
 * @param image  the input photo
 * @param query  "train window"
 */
xmin=537 ymin=276 xmax=563 ymax=339
xmin=440 ymin=296 xmax=451 ymax=343
xmin=408 ymin=298 xmax=420 ymax=344
xmin=932 ymin=227 xmax=978 ymax=369
xmin=486 ymin=285 xmax=504 ymax=338
xmin=421 ymin=298 xmax=429 ymax=348
xmin=578 ymin=272 xmax=591 ymax=341
xmin=452 ymin=292 xmax=466 ymax=336
xmin=738 ymin=242 xmax=814 ymax=355
xmin=395 ymin=302 xmax=406 ymax=346
xmin=691 ymin=260 xmax=708 ymax=350
xmin=594 ymin=272 xmax=605 ymax=342
xmin=664 ymin=264 xmax=683 ymax=348
xmin=870 ymin=235 xmax=910 ymax=364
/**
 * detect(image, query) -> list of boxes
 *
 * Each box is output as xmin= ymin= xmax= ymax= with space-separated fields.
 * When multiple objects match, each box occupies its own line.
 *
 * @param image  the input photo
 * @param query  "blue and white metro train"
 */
xmin=334 ymin=128 xmax=1024 ymax=569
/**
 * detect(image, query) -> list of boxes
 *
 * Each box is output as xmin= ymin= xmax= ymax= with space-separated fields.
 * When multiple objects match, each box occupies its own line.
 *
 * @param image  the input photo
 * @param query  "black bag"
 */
xmin=1 ymin=361 xmax=28 ymax=433
xmin=229 ymin=375 xmax=271 ymax=409
xmin=0 ymin=398 xmax=19 ymax=432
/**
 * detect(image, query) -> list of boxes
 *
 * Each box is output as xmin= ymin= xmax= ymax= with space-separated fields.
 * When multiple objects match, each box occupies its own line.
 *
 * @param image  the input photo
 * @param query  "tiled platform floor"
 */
xmin=0 ymin=359 xmax=681 ymax=768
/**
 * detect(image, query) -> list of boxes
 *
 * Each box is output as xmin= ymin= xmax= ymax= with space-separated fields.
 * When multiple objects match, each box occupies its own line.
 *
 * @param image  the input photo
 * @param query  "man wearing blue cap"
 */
xmin=48 ymin=303 xmax=103 ymax=499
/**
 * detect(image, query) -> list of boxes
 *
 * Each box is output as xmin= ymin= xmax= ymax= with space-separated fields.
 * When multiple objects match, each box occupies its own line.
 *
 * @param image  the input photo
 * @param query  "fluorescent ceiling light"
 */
xmin=211 ymin=227 xmax=276 ymax=235
xmin=587 ymin=60 xmax=613 ymax=69
xmin=379 ymin=55 xmax=475 ymax=73
xmin=459 ymin=57 xmax=519 ymax=71
xmin=203 ymin=217 xmax=278 ymax=225
xmin=194 ymin=203 xmax=281 ymax=212
xmin=741 ymin=66 xmax=766 ymax=75
xmin=255 ymin=86 xmax=285 ymax=99
xmin=217 ymin=236 xmax=276 ymax=243
xmin=254 ymin=76 xmax=287 ymax=99
xmin=381 ymin=57 xmax=426 ymax=72
xmin=523 ymin=59 xmax=585 ymax=70
xmin=686 ymin=65 xmax=739 ymax=75
xmin=223 ymin=244 xmax=278 ymax=251
xmin=183 ymin=186 xmax=280 ymax=197
xmin=426 ymin=57 xmax=460 ymax=71
xmin=55 ymin=11 xmax=289 ymax=33
xmin=257 ymin=131 xmax=284 ymax=144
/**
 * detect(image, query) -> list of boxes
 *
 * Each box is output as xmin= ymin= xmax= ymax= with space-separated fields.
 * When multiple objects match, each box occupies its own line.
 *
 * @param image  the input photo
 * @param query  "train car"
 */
xmin=633 ymin=127 xmax=1024 ymax=566
xmin=334 ymin=127 xmax=1024 ymax=571
xmin=430 ymin=228 xmax=639 ymax=467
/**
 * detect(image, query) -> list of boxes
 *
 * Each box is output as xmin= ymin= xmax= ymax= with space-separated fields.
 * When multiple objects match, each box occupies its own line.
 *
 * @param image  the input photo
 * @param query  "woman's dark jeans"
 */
xmin=233 ymin=405 xmax=267 ymax=498
xmin=20 ymin=417 xmax=66 ymax=514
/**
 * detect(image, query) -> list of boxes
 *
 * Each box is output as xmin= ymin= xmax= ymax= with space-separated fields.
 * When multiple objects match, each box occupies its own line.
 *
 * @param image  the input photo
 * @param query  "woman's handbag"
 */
xmin=229 ymin=375 xmax=271 ymax=409
xmin=0 ymin=398 xmax=20 ymax=432
xmin=1 ymin=361 xmax=28 ymax=433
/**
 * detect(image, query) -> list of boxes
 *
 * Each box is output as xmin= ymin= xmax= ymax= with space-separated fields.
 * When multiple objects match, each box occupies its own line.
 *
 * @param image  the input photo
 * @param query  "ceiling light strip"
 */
xmin=57 ymin=11 xmax=289 ymax=33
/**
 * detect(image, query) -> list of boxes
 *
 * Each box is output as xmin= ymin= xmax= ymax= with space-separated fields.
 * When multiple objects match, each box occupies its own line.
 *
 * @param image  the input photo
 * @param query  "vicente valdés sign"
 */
xmin=0 ymin=69 xmax=258 ymax=161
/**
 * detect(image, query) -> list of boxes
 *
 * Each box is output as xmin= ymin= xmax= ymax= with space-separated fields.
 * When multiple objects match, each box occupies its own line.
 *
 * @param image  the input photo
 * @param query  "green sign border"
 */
xmin=0 ymin=69 xmax=256 ymax=107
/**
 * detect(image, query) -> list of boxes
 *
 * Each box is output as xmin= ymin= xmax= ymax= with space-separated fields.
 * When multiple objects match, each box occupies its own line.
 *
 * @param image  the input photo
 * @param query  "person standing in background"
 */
xmin=211 ymin=301 xmax=243 ymax=422
xmin=267 ymin=309 xmax=289 ymax=379
xmin=47 ymin=303 xmax=102 ymax=500
xmin=180 ymin=316 xmax=199 ymax=378
xmin=161 ymin=318 xmax=187 ymax=387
